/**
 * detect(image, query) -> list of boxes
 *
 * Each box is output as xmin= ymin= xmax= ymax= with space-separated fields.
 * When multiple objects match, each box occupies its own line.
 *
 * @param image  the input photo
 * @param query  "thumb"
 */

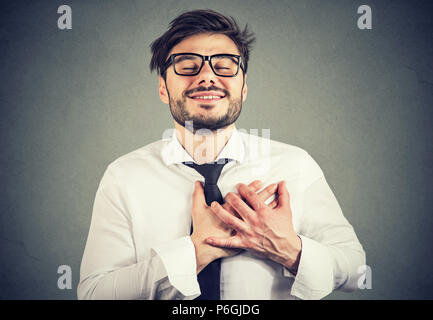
xmin=206 ymin=235 xmax=244 ymax=249
xmin=192 ymin=181 xmax=206 ymax=209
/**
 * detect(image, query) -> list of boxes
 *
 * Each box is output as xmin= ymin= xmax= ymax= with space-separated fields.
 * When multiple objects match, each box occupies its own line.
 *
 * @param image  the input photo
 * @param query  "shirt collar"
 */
xmin=161 ymin=127 xmax=245 ymax=166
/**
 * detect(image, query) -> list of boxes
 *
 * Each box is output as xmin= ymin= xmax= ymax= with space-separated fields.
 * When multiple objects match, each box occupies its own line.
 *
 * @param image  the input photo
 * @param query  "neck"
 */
xmin=174 ymin=121 xmax=235 ymax=164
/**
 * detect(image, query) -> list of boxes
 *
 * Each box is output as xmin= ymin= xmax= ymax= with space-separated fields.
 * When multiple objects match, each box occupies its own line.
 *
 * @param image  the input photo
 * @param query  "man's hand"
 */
xmin=190 ymin=180 xmax=278 ymax=274
xmin=205 ymin=181 xmax=302 ymax=274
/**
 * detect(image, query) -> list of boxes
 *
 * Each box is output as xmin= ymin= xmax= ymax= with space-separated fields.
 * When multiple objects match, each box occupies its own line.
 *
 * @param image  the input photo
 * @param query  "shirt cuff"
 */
xmin=152 ymin=236 xmax=200 ymax=299
xmin=286 ymin=234 xmax=334 ymax=300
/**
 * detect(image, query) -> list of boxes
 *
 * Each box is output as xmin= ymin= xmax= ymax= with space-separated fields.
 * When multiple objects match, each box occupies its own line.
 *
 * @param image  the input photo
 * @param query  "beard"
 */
xmin=167 ymin=86 xmax=243 ymax=133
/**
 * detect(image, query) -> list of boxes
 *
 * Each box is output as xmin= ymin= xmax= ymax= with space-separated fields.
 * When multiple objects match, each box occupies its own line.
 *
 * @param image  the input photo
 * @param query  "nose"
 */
xmin=196 ymin=60 xmax=216 ymax=86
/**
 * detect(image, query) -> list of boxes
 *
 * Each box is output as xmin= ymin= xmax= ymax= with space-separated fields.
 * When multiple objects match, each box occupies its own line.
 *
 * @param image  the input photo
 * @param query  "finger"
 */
xmin=224 ymin=180 xmax=262 ymax=215
xmin=225 ymin=191 xmax=257 ymax=222
xmin=222 ymin=202 xmax=243 ymax=222
xmin=192 ymin=181 xmax=206 ymax=210
xmin=247 ymin=180 xmax=263 ymax=193
xmin=268 ymin=199 xmax=278 ymax=209
xmin=210 ymin=201 xmax=250 ymax=234
xmin=206 ymin=235 xmax=245 ymax=249
xmin=237 ymin=183 xmax=264 ymax=212
xmin=225 ymin=180 xmax=261 ymax=210
xmin=257 ymin=183 xmax=278 ymax=203
xmin=222 ymin=201 xmax=233 ymax=211
xmin=276 ymin=181 xmax=290 ymax=210
xmin=236 ymin=181 xmax=259 ymax=204
xmin=222 ymin=201 xmax=236 ymax=216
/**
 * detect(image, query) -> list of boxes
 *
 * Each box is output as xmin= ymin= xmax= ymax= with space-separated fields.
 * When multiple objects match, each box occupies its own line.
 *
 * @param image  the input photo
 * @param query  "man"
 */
xmin=78 ymin=9 xmax=366 ymax=300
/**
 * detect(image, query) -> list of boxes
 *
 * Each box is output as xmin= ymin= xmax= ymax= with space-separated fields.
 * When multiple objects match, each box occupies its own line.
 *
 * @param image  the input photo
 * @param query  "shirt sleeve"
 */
xmin=152 ymin=236 xmax=201 ymax=299
xmin=77 ymin=165 xmax=200 ymax=300
xmin=286 ymin=152 xmax=366 ymax=300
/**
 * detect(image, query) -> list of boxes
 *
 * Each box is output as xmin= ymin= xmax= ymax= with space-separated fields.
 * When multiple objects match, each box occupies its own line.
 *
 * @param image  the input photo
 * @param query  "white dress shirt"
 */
xmin=77 ymin=128 xmax=366 ymax=300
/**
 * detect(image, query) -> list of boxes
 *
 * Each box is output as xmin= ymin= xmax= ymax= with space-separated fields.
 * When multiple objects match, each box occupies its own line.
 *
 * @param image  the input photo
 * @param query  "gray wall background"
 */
xmin=1 ymin=0 xmax=432 ymax=299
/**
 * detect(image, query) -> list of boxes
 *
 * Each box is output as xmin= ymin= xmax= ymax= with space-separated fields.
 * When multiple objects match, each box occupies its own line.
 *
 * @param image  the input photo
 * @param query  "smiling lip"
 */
xmin=188 ymin=91 xmax=226 ymax=103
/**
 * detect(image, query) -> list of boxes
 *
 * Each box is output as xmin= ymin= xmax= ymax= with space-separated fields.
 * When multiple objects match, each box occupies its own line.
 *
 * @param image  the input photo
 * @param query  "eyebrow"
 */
xmin=175 ymin=55 xmax=199 ymax=63
xmin=212 ymin=55 xmax=239 ymax=64
xmin=174 ymin=54 xmax=239 ymax=63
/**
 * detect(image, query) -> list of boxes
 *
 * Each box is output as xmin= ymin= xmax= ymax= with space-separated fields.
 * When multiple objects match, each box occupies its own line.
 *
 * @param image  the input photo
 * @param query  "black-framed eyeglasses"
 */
xmin=162 ymin=53 xmax=244 ymax=77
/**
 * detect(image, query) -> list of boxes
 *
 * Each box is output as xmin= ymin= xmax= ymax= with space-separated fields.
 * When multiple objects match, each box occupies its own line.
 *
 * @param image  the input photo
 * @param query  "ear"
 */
xmin=242 ymin=73 xmax=248 ymax=102
xmin=158 ymin=76 xmax=169 ymax=104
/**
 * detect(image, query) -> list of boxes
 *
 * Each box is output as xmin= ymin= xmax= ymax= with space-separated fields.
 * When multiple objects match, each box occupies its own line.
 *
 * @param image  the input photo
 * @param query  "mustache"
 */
xmin=184 ymin=85 xmax=229 ymax=97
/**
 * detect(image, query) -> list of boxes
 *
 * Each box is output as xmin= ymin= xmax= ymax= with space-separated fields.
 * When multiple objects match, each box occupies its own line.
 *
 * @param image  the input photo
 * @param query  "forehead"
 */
xmin=169 ymin=33 xmax=240 ymax=56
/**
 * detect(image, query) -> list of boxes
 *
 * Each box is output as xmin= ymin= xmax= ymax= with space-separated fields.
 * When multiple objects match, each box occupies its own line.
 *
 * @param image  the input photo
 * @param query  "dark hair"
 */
xmin=149 ymin=9 xmax=255 ymax=78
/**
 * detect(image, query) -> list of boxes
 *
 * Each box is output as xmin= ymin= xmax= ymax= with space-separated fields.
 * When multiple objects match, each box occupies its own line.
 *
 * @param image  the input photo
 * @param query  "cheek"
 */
xmin=223 ymin=79 xmax=244 ymax=96
xmin=167 ymin=77 xmax=195 ymax=96
xmin=216 ymin=79 xmax=235 ymax=94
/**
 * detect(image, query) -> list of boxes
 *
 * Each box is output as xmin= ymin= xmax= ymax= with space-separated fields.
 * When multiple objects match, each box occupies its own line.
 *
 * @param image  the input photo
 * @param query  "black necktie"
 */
xmin=183 ymin=158 xmax=231 ymax=300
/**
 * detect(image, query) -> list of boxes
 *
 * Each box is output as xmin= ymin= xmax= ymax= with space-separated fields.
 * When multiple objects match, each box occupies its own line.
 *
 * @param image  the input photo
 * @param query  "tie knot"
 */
xmin=183 ymin=159 xmax=231 ymax=185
